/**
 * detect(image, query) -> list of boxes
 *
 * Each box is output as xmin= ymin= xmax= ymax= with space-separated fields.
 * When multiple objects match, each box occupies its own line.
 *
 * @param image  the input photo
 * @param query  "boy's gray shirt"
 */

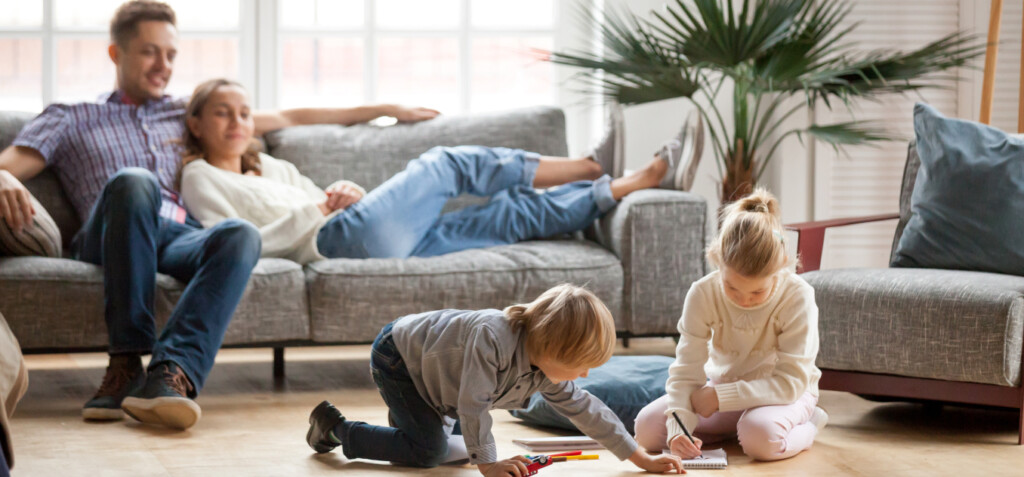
xmin=390 ymin=309 xmax=638 ymax=465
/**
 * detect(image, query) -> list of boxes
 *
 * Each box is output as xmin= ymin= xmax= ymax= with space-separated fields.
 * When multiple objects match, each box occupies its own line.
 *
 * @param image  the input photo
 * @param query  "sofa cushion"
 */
xmin=0 ymin=111 xmax=81 ymax=248
xmin=0 ymin=257 xmax=106 ymax=349
xmin=157 ymin=258 xmax=310 ymax=345
xmin=305 ymin=240 xmax=623 ymax=343
xmin=0 ymin=257 xmax=310 ymax=349
xmin=804 ymin=267 xmax=1024 ymax=387
xmin=0 ymin=195 xmax=61 ymax=257
xmin=892 ymin=103 xmax=1024 ymax=276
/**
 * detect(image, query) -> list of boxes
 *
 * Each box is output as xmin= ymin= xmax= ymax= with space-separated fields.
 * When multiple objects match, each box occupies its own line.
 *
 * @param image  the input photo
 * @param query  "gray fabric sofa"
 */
xmin=787 ymin=142 xmax=1024 ymax=443
xmin=0 ymin=107 xmax=707 ymax=369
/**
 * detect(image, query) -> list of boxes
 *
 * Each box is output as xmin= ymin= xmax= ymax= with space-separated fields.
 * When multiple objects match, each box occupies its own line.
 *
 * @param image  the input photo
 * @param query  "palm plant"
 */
xmin=545 ymin=0 xmax=986 ymax=202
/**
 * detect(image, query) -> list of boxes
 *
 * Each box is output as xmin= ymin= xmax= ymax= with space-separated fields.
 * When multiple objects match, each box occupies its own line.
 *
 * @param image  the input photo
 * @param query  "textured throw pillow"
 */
xmin=891 ymin=103 xmax=1024 ymax=276
xmin=0 ymin=195 xmax=62 ymax=257
xmin=508 ymin=355 xmax=673 ymax=435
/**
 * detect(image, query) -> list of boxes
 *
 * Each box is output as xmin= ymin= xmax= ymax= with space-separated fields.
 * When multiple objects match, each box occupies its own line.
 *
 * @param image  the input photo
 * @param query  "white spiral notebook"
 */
xmin=679 ymin=448 xmax=728 ymax=469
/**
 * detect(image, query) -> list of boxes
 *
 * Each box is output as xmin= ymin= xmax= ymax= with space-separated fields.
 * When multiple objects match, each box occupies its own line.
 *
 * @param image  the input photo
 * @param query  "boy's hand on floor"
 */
xmin=629 ymin=448 xmax=685 ymax=474
xmin=478 ymin=456 xmax=531 ymax=477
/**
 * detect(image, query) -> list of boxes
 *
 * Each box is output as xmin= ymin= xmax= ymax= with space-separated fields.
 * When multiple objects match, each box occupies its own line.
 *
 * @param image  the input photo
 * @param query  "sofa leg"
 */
xmin=273 ymin=347 xmax=285 ymax=380
xmin=622 ymin=336 xmax=630 ymax=348
xmin=1018 ymin=408 xmax=1023 ymax=445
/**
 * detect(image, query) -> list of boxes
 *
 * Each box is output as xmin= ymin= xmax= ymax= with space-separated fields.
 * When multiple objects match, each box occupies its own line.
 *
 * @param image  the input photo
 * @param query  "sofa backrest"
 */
xmin=263 ymin=106 xmax=569 ymax=211
xmin=0 ymin=111 xmax=82 ymax=248
xmin=889 ymin=141 xmax=921 ymax=264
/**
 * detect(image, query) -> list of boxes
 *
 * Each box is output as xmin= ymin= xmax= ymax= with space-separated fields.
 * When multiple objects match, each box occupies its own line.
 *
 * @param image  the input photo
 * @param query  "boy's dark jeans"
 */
xmin=335 ymin=322 xmax=450 ymax=467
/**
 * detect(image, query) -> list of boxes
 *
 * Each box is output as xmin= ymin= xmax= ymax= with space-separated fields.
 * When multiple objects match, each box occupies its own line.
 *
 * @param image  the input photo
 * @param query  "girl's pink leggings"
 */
xmin=633 ymin=391 xmax=819 ymax=461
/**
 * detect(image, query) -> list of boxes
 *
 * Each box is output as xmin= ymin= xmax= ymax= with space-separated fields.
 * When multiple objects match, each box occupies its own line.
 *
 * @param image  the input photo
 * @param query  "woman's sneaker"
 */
xmin=307 ymin=400 xmax=346 ymax=453
xmin=121 ymin=362 xmax=201 ymax=430
xmin=655 ymin=110 xmax=704 ymax=191
xmin=810 ymin=406 xmax=829 ymax=431
xmin=82 ymin=354 xmax=145 ymax=421
xmin=589 ymin=102 xmax=625 ymax=178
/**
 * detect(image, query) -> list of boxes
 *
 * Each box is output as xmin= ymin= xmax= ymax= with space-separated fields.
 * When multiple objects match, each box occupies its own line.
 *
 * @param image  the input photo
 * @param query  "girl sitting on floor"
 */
xmin=634 ymin=188 xmax=828 ymax=462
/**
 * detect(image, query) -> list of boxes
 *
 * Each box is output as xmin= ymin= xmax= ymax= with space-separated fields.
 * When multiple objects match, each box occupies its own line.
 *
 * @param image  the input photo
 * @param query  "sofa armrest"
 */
xmin=785 ymin=213 xmax=899 ymax=273
xmin=586 ymin=189 xmax=707 ymax=336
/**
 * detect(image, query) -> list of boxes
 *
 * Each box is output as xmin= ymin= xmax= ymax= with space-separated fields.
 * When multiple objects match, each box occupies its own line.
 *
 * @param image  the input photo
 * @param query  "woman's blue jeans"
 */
xmin=316 ymin=146 xmax=617 ymax=259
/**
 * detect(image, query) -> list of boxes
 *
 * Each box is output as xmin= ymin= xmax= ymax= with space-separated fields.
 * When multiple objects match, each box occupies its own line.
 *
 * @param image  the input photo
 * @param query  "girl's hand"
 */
xmin=690 ymin=385 xmax=719 ymax=417
xmin=477 ymin=456 xmax=531 ymax=477
xmin=669 ymin=434 xmax=704 ymax=460
xmin=324 ymin=183 xmax=364 ymax=212
xmin=628 ymin=448 xmax=685 ymax=474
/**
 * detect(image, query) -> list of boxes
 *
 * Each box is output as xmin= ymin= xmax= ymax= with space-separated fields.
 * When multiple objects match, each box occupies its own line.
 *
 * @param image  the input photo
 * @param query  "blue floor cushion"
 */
xmin=509 ymin=355 xmax=673 ymax=435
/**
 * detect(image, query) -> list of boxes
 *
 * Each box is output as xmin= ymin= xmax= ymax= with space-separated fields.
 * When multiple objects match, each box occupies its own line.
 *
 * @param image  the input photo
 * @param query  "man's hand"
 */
xmin=628 ymin=448 xmax=685 ymax=474
xmin=0 ymin=169 xmax=35 ymax=233
xmin=669 ymin=434 xmax=704 ymax=460
xmin=477 ymin=456 xmax=531 ymax=477
xmin=690 ymin=385 xmax=719 ymax=417
xmin=390 ymin=105 xmax=440 ymax=123
xmin=323 ymin=182 xmax=364 ymax=213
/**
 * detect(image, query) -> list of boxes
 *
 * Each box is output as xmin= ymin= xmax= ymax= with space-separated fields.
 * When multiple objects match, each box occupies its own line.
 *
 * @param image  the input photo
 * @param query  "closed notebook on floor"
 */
xmin=511 ymin=436 xmax=604 ymax=452
xmin=679 ymin=448 xmax=728 ymax=469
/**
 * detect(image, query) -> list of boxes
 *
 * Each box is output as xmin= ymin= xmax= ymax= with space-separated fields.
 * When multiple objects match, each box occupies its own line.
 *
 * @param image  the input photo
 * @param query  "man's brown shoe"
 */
xmin=82 ymin=354 xmax=145 ymax=421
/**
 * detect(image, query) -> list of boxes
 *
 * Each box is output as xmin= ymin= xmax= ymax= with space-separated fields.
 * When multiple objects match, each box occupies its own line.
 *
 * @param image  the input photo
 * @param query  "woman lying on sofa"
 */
xmin=178 ymin=78 xmax=685 ymax=264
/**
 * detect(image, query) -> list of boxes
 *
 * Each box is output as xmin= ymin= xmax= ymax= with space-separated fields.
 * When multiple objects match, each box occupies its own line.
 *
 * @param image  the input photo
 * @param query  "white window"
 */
xmin=0 ymin=0 xmax=563 ymax=119
xmin=275 ymin=0 xmax=558 ymax=114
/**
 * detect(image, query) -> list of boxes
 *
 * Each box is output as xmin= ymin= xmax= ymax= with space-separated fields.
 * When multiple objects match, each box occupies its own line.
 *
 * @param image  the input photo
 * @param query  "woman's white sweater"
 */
xmin=663 ymin=269 xmax=821 ymax=445
xmin=179 ymin=153 xmax=365 ymax=264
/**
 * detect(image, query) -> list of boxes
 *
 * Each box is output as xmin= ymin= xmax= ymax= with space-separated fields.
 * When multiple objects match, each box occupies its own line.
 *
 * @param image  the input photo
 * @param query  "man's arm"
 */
xmin=253 ymin=104 xmax=440 ymax=136
xmin=0 ymin=145 xmax=47 ymax=231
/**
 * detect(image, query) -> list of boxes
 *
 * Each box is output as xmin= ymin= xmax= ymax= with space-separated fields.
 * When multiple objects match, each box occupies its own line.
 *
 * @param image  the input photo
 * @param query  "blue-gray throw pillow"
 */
xmin=508 ymin=355 xmax=672 ymax=435
xmin=891 ymin=103 xmax=1024 ymax=276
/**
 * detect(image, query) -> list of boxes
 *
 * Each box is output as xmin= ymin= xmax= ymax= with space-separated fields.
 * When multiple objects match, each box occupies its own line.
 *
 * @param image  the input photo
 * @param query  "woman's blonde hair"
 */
xmin=707 ymin=187 xmax=793 ymax=278
xmin=504 ymin=284 xmax=616 ymax=369
xmin=175 ymin=78 xmax=262 ymax=189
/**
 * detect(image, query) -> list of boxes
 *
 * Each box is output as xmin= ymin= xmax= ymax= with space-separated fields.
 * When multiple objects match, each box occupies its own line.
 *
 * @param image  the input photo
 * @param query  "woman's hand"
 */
xmin=477 ymin=456 xmax=531 ymax=477
xmin=669 ymin=434 xmax=703 ymax=460
xmin=389 ymin=105 xmax=441 ymax=123
xmin=628 ymin=448 xmax=684 ymax=474
xmin=690 ymin=385 xmax=719 ymax=418
xmin=323 ymin=182 xmax=364 ymax=212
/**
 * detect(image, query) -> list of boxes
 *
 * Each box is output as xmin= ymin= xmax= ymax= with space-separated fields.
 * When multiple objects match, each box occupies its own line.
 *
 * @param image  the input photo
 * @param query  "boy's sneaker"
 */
xmin=121 ymin=362 xmax=201 ymax=430
xmin=307 ymin=400 xmax=346 ymax=454
xmin=656 ymin=110 xmax=704 ymax=191
xmin=589 ymin=102 xmax=625 ymax=178
xmin=810 ymin=406 xmax=829 ymax=432
xmin=82 ymin=354 xmax=145 ymax=421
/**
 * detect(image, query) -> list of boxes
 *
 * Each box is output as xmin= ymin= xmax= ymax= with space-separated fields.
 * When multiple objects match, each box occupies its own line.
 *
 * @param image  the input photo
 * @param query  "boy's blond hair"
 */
xmin=707 ymin=187 xmax=794 ymax=278
xmin=504 ymin=284 xmax=616 ymax=369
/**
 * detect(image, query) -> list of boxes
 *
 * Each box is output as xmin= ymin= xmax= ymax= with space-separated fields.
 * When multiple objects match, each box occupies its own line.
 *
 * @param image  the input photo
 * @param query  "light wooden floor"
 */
xmin=9 ymin=338 xmax=1024 ymax=476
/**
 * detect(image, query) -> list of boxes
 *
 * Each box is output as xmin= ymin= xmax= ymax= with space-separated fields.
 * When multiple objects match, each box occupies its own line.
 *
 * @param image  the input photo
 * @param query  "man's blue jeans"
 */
xmin=315 ymin=146 xmax=618 ymax=259
xmin=71 ymin=168 xmax=261 ymax=393
xmin=333 ymin=322 xmax=450 ymax=467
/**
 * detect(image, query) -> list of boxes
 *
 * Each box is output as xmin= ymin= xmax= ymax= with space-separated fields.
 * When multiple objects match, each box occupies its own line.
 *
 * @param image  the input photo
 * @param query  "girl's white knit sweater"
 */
xmin=180 ymin=153 xmax=365 ymax=264
xmin=664 ymin=269 xmax=821 ymax=445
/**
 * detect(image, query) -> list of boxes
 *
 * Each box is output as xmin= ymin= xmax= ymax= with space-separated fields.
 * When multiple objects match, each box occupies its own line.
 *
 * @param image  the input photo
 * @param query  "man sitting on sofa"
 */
xmin=0 ymin=0 xmax=437 ymax=431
